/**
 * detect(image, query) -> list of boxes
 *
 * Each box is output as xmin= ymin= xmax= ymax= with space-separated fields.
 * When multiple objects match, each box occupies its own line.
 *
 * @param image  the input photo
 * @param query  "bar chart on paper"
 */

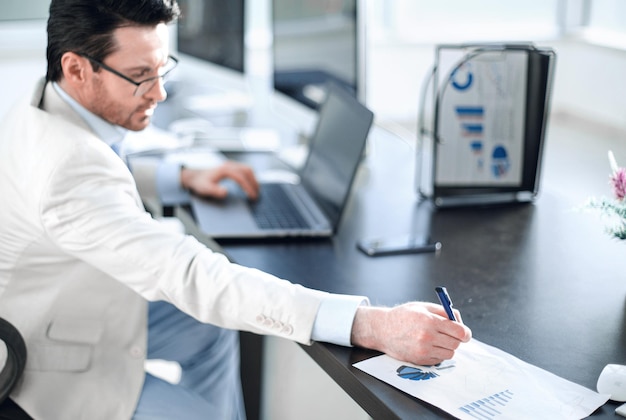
xmin=353 ymin=339 xmax=609 ymax=420
xmin=459 ymin=390 xmax=514 ymax=419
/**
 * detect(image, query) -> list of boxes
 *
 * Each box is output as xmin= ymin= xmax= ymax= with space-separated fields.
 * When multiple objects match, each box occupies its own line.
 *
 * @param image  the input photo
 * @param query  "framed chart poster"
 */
xmin=416 ymin=43 xmax=556 ymax=207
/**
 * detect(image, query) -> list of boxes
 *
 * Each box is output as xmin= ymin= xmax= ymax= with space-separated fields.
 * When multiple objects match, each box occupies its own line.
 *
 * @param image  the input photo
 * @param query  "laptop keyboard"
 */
xmin=250 ymin=184 xmax=310 ymax=229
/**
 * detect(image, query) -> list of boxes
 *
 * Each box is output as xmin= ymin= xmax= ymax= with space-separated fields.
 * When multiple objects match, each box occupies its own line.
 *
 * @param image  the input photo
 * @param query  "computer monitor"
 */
xmin=176 ymin=0 xmax=245 ymax=74
xmin=271 ymin=0 xmax=365 ymax=109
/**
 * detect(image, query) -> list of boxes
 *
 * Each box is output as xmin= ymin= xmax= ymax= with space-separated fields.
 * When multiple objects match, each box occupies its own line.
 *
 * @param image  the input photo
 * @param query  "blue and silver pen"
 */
xmin=435 ymin=286 xmax=457 ymax=321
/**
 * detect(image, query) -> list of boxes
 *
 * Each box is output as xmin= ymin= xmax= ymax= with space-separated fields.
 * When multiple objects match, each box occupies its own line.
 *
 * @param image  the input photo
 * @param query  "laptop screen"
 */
xmin=300 ymin=84 xmax=374 ymax=229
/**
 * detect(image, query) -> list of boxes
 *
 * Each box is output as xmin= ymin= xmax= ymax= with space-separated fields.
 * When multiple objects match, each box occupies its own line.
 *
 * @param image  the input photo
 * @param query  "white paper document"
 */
xmin=353 ymin=339 xmax=609 ymax=419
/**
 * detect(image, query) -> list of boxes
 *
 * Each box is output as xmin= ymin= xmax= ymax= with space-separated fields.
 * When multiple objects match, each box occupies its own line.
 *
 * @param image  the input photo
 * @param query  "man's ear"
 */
xmin=60 ymin=52 xmax=91 ymax=88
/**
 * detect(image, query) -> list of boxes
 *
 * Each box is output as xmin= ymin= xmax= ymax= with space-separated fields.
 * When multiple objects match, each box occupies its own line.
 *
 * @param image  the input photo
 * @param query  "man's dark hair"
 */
xmin=46 ymin=0 xmax=180 ymax=82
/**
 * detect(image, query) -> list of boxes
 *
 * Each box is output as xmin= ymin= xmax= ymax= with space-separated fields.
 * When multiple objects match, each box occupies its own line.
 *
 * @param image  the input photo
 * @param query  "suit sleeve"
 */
xmin=40 ymin=138 xmax=329 ymax=344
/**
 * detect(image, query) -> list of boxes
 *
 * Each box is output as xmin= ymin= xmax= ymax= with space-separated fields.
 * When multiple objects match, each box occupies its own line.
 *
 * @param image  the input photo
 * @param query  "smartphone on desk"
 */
xmin=357 ymin=235 xmax=442 ymax=257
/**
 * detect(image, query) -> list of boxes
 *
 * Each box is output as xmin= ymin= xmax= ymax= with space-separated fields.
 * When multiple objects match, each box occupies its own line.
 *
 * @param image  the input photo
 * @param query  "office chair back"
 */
xmin=0 ymin=317 xmax=31 ymax=419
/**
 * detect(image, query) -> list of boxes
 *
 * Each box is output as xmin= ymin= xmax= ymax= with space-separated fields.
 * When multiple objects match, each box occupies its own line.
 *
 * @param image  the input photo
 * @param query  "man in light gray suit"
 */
xmin=0 ymin=0 xmax=472 ymax=419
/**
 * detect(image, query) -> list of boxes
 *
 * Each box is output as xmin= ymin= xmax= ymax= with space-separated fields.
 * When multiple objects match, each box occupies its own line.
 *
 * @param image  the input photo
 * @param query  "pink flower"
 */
xmin=610 ymin=167 xmax=626 ymax=201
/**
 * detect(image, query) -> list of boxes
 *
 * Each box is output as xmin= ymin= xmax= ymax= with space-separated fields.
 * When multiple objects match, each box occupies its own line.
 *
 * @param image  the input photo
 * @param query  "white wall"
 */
xmin=0 ymin=21 xmax=47 ymax=118
xmin=550 ymin=38 xmax=626 ymax=130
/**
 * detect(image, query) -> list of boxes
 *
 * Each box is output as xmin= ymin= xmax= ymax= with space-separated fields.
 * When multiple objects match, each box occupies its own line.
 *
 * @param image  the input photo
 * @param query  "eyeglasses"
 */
xmin=79 ymin=54 xmax=178 ymax=97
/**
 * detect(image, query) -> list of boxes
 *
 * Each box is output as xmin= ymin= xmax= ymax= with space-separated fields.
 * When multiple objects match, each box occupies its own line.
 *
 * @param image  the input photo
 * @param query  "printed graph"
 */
xmin=455 ymin=106 xmax=485 ymax=172
xmin=459 ymin=390 xmax=514 ymax=419
xmin=491 ymin=145 xmax=510 ymax=178
xmin=396 ymin=365 xmax=439 ymax=381
xmin=353 ymin=340 xmax=609 ymax=420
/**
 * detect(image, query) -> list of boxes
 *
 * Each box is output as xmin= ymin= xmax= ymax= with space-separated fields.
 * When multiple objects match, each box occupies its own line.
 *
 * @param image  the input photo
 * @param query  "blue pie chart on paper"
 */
xmin=396 ymin=365 xmax=439 ymax=381
xmin=491 ymin=145 xmax=510 ymax=178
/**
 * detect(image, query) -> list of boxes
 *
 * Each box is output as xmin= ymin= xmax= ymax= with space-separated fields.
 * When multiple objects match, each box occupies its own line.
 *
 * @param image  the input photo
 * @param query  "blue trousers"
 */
xmin=132 ymin=301 xmax=246 ymax=419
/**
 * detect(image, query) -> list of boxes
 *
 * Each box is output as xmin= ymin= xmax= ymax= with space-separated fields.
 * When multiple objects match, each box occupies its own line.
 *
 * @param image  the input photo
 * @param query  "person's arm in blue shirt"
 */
xmin=156 ymin=161 xmax=190 ymax=205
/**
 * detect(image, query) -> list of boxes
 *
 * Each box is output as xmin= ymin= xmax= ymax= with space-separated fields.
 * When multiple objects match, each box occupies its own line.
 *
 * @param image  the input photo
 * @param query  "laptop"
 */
xmin=190 ymin=82 xmax=374 ymax=239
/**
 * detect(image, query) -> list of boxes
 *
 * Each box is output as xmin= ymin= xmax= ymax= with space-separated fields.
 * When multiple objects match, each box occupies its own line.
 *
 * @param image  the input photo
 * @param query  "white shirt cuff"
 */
xmin=311 ymin=294 xmax=370 ymax=347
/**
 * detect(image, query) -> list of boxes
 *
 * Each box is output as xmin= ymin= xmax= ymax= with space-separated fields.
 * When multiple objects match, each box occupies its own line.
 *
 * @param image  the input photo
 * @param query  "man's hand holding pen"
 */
xmin=350 ymin=301 xmax=472 ymax=367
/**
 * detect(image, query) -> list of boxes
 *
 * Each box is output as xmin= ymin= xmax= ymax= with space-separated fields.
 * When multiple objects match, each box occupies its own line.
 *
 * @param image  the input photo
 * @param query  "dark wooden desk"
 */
xmin=199 ymin=122 xmax=626 ymax=419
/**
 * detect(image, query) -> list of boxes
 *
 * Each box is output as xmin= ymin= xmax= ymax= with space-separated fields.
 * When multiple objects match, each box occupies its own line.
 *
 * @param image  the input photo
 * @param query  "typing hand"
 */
xmin=181 ymin=161 xmax=259 ymax=200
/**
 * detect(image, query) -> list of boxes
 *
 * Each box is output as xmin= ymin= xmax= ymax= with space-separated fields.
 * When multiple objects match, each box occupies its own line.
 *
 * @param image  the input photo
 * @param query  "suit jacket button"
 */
xmin=129 ymin=346 xmax=143 ymax=358
xmin=281 ymin=325 xmax=294 ymax=336
xmin=256 ymin=315 xmax=266 ymax=324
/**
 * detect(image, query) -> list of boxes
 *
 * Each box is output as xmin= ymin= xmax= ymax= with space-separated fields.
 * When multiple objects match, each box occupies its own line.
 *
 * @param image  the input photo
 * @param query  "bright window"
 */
xmin=582 ymin=0 xmax=626 ymax=48
xmin=367 ymin=0 xmax=561 ymax=44
xmin=588 ymin=0 xmax=626 ymax=32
